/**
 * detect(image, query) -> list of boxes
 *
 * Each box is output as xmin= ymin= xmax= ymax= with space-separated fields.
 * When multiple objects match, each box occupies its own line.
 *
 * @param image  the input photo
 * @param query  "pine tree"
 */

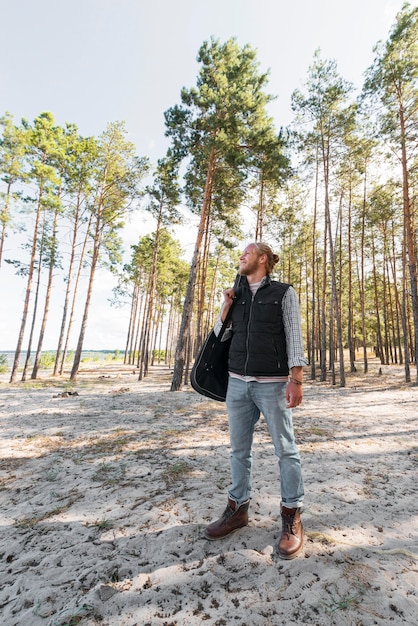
xmin=166 ymin=37 xmax=288 ymax=391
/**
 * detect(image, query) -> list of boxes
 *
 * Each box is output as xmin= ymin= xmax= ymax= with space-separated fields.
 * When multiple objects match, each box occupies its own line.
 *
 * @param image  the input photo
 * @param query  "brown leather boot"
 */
xmin=278 ymin=506 xmax=303 ymax=559
xmin=204 ymin=498 xmax=249 ymax=540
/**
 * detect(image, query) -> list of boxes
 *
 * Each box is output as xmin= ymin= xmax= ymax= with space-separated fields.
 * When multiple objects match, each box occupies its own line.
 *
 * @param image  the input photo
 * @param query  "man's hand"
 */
xmin=223 ymin=287 xmax=235 ymax=303
xmin=286 ymin=366 xmax=303 ymax=408
xmin=221 ymin=288 xmax=236 ymax=321
xmin=286 ymin=381 xmax=303 ymax=408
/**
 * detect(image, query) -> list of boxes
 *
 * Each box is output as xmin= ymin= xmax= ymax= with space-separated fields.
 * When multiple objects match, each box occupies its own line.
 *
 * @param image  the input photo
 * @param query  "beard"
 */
xmin=239 ymin=258 xmax=259 ymax=276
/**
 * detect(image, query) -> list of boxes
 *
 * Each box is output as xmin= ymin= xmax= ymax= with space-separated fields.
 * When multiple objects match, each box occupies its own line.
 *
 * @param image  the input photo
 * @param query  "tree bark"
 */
xmin=10 ymin=184 xmax=44 ymax=383
xmin=171 ymin=147 xmax=216 ymax=391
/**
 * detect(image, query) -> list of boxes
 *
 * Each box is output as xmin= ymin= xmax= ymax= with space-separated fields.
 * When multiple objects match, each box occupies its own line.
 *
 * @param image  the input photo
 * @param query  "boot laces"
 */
xmin=222 ymin=504 xmax=235 ymax=521
xmin=282 ymin=513 xmax=297 ymax=535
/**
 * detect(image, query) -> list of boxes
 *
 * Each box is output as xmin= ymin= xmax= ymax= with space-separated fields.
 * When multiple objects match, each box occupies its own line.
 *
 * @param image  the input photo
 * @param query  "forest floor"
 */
xmin=0 ymin=360 xmax=417 ymax=625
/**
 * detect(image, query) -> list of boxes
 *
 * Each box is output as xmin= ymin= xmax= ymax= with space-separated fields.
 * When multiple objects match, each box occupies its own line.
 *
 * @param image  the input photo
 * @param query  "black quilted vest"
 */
xmin=228 ymin=276 xmax=290 ymax=377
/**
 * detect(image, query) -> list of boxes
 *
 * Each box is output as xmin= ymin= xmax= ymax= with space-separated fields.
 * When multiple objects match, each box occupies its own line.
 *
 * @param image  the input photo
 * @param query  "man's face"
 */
xmin=239 ymin=245 xmax=261 ymax=276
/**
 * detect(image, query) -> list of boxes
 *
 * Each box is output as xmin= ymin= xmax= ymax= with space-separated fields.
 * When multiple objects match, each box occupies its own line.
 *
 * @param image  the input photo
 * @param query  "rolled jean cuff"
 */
xmin=228 ymin=493 xmax=250 ymax=508
xmin=281 ymin=499 xmax=304 ymax=509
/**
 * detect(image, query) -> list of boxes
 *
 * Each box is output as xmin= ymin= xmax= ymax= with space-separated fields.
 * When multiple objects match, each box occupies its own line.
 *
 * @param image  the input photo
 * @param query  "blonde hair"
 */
xmin=253 ymin=242 xmax=279 ymax=274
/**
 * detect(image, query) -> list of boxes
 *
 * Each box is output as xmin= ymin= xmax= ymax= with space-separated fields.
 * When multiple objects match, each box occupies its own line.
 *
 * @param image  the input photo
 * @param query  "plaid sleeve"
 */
xmin=282 ymin=286 xmax=309 ymax=369
xmin=213 ymin=307 xmax=232 ymax=342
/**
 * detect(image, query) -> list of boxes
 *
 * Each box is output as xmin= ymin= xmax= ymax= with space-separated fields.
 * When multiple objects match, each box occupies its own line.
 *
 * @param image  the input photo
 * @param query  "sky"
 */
xmin=0 ymin=0 xmax=409 ymax=351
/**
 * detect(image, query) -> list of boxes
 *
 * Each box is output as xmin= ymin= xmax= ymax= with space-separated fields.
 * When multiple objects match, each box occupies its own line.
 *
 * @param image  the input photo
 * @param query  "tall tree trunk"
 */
xmin=54 ymin=192 xmax=84 ymax=375
xmin=166 ymin=294 xmax=176 ymax=368
xmin=21 ymin=240 xmax=44 ymax=381
xmin=399 ymin=107 xmax=418 ymax=381
xmin=140 ymin=206 xmax=163 ymax=378
xmin=196 ymin=213 xmax=211 ymax=349
xmin=382 ymin=234 xmax=390 ymax=365
xmin=371 ymin=232 xmax=384 ymax=364
xmin=320 ymin=202 xmax=328 ymax=382
xmin=389 ymin=219 xmax=403 ymax=365
xmin=133 ymin=282 xmax=146 ymax=368
xmin=171 ymin=147 xmax=216 ymax=391
xmin=324 ymin=162 xmax=345 ymax=386
xmin=137 ymin=272 xmax=153 ymax=379
xmin=347 ymin=186 xmax=356 ymax=372
xmin=328 ymin=297 xmax=336 ymax=385
xmin=70 ymin=207 xmax=102 ymax=380
xmin=310 ymin=155 xmax=319 ymax=380
xmin=32 ymin=198 xmax=61 ymax=379
xmin=402 ymin=218 xmax=411 ymax=381
xmin=125 ymin=281 xmax=139 ymax=364
xmin=9 ymin=186 xmax=44 ymax=382
xmin=255 ymin=172 xmax=265 ymax=240
xmin=386 ymin=257 xmax=397 ymax=363
xmin=59 ymin=210 xmax=92 ymax=375
xmin=206 ymin=243 xmax=222 ymax=337
xmin=360 ymin=168 xmax=368 ymax=373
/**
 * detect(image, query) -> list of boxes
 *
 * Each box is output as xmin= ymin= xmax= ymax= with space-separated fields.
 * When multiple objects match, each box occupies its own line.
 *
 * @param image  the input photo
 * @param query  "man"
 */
xmin=204 ymin=242 xmax=308 ymax=559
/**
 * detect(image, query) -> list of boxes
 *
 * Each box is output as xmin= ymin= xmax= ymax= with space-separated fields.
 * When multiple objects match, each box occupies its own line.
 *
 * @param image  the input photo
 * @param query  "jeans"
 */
xmin=225 ymin=376 xmax=304 ymax=508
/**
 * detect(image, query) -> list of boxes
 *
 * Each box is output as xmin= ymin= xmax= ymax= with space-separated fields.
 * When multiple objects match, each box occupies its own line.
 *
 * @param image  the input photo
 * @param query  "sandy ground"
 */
xmin=0 ymin=362 xmax=417 ymax=626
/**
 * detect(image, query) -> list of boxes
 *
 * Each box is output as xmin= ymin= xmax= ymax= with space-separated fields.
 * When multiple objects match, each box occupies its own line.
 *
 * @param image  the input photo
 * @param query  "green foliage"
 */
xmin=38 ymin=351 xmax=55 ymax=369
xmin=0 ymin=354 xmax=8 ymax=373
xmin=165 ymin=37 xmax=290 ymax=232
xmin=104 ymin=350 xmax=122 ymax=362
xmin=81 ymin=353 xmax=100 ymax=363
xmin=121 ymin=228 xmax=189 ymax=307
xmin=145 ymin=156 xmax=182 ymax=225
xmin=65 ymin=350 xmax=75 ymax=363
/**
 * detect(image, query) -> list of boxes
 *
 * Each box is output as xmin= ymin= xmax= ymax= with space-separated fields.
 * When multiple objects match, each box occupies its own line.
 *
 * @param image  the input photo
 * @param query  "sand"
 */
xmin=0 ymin=363 xmax=417 ymax=625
